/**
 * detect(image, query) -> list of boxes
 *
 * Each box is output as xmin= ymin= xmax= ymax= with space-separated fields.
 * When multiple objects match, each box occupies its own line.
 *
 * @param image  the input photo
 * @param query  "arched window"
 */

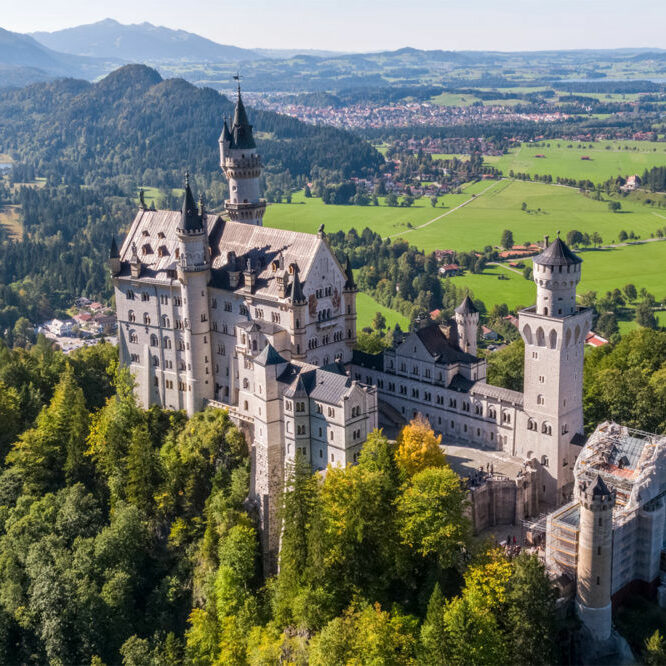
xmin=549 ymin=329 xmax=557 ymax=349
xmin=129 ymin=330 xmax=137 ymax=344
xmin=152 ymin=355 xmax=159 ymax=367
xmin=522 ymin=324 xmax=533 ymax=345
xmin=128 ymin=310 xmax=136 ymax=323
xmin=527 ymin=418 xmax=537 ymax=431
xmin=164 ymin=338 xmax=172 ymax=349
xmin=537 ymin=394 xmax=544 ymax=405
xmin=150 ymin=334 xmax=158 ymax=347
xmin=242 ymin=378 xmax=249 ymax=389
xmin=542 ymin=422 xmax=552 ymax=435
xmin=565 ymin=329 xmax=572 ymax=347
xmin=574 ymin=324 xmax=581 ymax=344
xmin=143 ymin=313 xmax=151 ymax=325
xmin=536 ymin=327 xmax=545 ymax=347
xmin=544 ymin=307 xmax=549 ymax=316
xmin=541 ymin=455 xmax=549 ymax=467
xmin=243 ymin=400 xmax=248 ymax=411
xmin=161 ymin=314 xmax=170 ymax=328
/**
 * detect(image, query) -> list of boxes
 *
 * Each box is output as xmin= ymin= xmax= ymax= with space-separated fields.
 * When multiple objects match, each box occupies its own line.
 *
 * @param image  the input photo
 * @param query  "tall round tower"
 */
xmin=219 ymin=83 xmax=266 ymax=226
xmin=454 ymin=295 xmax=479 ymax=356
xmin=176 ymin=174 xmax=213 ymax=415
xmin=532 ymin=233 xmax=582 ymax=317
xmin=576 ymin=474 xmax=615 ymax=641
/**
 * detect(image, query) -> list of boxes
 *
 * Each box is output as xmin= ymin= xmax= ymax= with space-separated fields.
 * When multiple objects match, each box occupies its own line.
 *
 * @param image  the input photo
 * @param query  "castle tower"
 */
xmin=454 ymin=295 xmax=479 ymax=356
xmin=576 ymin=475 xmax=615 ymax=641
xmin=176 ymin=174 xmax=214 ymax=415
xmin=343 ymin=255 xmax=357 ymax=351
xmin=219 ymin=83 xmax=266 ymax=226
xmin=518 ymin=235 xmax=592 ymax=505
xmin=250 ymin=343 xmax=289 ymax=573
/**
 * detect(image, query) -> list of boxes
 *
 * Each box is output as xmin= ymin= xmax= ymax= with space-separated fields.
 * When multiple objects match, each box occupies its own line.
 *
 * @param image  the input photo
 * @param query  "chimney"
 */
xmin=544 ymin=235 xmax=550 ymax=248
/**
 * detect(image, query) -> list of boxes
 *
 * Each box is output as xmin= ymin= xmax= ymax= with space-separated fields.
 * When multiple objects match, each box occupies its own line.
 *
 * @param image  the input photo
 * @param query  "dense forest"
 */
xmin=0 ymin=338 xmax=562 ymax=664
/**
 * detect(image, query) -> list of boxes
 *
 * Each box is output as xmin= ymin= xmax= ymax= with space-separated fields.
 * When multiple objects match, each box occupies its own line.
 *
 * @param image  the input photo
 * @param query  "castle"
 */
xmin=111 ymin=88 xmax=599 ymax=580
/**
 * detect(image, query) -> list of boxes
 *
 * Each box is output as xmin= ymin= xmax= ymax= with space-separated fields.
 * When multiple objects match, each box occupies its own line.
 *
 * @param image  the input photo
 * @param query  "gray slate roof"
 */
xmin=415 ymin=324 xmax=479 ymax=365
xmin=455 ymin=295 xmax=478 ymax=315
xmin=118 ymin=209 xmax=329 ymax=300
xmin=254 ymin=343 xmax=287 ymax=367
xmin=470 ymin=381 xmax=524 ymax=406
xmin=533 ymin=238 xmax=582 ymax=266
xmin=283 ymin=366 xmax=354 ymax=405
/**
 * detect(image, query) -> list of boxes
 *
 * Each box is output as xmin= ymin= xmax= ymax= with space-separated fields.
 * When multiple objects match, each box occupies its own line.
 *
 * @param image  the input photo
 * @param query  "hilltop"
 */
xmin=0 ymin=64 xmax=383 ymax=186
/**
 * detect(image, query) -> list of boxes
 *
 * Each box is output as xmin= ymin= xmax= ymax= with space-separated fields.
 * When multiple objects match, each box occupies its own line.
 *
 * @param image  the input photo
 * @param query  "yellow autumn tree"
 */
xmin=395 ymin=415 xmax=445 ymax=476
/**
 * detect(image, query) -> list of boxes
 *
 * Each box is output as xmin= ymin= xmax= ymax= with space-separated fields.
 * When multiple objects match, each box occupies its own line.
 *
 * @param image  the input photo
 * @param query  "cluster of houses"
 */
xmin=39 ymin=297 xmax=117 ymax=353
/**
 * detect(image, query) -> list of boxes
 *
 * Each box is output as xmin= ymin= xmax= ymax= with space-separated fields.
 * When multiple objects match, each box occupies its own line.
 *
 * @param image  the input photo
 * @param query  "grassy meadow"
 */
xmin=263 ymin=182 xmax=490 ymax=237
xmin=266 ymin=180 xmax=666 ymax=254
xmin=485 ymin=140 xmax=666 ymax=183
xmin=356 ymin=292 xmax=409 ymax=331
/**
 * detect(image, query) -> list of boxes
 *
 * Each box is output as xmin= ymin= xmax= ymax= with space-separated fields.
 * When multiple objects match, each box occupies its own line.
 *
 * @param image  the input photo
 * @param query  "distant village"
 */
xmin=38 ymin=297 xmax=117 ymax=353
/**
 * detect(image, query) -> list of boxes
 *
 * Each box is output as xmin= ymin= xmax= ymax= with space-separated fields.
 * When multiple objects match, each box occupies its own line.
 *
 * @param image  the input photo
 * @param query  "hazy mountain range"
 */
xmin=0 ymin=18 xmax=664 ymax=91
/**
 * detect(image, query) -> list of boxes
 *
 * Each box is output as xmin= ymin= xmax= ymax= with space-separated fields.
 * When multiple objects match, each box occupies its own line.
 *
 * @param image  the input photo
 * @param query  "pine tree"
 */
xmin=420 ymin=583 xmax=446 ymax=665
xmin=125 ymin=425 xmax=159 ymax=515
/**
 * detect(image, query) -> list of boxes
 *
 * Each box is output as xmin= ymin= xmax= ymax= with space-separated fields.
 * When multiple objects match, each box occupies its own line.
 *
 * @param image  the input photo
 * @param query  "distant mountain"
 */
xmin=0 ymin=26 xmax=120 ymax=88
xmin=31 ymin=19 xmax=259 ymax=63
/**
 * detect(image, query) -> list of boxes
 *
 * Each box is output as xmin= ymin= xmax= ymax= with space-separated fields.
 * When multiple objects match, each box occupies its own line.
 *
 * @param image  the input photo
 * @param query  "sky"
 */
xmin=3 ymin=0 xmax=666 ymax=52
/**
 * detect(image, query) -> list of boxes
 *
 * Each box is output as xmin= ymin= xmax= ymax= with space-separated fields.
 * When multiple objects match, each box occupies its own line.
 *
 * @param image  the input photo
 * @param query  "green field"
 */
xmin=263 ymin=183 xmax=490 ymax=238
xmin=485 ymin=140 xmax=666 ymax=183
xmin=395 ymin=180 xmax=666 ymax=252
xmin=356 ymin=292 xmax=409 ymax=331
xmin=266 ymin=179 xmax=666 ymax=256
xmin=448 ymin=241 xmax=666 ymax=312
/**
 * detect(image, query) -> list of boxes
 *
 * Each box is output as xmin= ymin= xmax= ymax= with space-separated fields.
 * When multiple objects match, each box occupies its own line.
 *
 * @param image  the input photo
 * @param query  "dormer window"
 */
xmin=142 ymin=230 xmax=150 ymax=237
xmin=158 ymin=245 xmax=169 ymax=257
xmin=142 ymin=243 xmax=153 ymax=255
xmin=158 ymin=231 xmax=165 ymax=239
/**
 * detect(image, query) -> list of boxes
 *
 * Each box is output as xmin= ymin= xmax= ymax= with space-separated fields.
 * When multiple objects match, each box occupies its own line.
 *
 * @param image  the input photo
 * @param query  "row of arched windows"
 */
xmin=523 ymin=323 xmax=582 ymax=349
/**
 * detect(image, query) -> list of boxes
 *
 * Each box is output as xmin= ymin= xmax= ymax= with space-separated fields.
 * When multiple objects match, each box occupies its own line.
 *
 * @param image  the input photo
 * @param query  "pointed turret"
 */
xmin=109 ymin=236 xmax=121 ymax=276
xmin=343 ymin=255 xmax=356 ymax=291
xmin=179 ymin=172 xmax=203 ymax=233
xmin=220 ymin=117 xmax=231 ymax=144
xmin=291 ymin=266 xmax=306 ymax=304
xmin=138 ymin=188 xmax=147 ymax=210
xmin=231 ymin=85 xmax=256 ymax=149
xmin=455 ymin=295 xmax=478 ymax=315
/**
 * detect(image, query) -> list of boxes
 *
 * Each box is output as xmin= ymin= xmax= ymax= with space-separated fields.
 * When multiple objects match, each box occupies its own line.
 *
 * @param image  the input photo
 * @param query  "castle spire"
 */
xmin=230 ymin=78 xmax=255 ymax=150
xmin=109 ymin=235 xmax=119 ymax=259
xmin=180 ymin=171 xmax=203 ymax=233
xmin=291 ymin=266 xmax=306 ymax=304
xmin=343 ymin=255 xmax=356 ymax=291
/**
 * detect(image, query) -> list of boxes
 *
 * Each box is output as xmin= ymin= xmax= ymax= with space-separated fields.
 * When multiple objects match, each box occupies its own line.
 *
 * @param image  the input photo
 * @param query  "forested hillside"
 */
xmin=0 ymin=64 xmax=383 ymax=189
xmin=0 ymin=338 xmax=560 ymax=664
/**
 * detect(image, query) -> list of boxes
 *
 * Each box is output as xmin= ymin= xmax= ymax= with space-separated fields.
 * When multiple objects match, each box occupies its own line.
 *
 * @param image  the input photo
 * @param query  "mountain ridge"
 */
xmin=30 ymin=18 xmax=260 ymax=63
